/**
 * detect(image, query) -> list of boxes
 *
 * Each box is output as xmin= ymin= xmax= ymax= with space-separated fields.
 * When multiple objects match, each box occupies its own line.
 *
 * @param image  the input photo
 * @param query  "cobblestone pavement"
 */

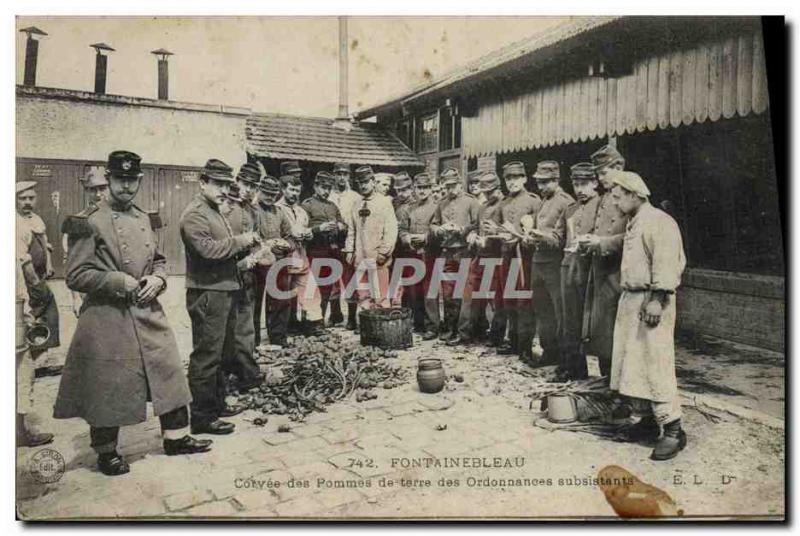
xmin=16 ymin=279 xmax=785 ymax=520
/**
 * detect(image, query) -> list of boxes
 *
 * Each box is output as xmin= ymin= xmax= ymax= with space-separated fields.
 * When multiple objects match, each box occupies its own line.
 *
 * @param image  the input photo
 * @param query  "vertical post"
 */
xmin=337 ymin=16 xmax=349 ymax=120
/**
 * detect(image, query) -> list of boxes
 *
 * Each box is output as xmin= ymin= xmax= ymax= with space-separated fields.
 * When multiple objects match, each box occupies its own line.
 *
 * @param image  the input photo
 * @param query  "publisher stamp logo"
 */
xmin=29 ymin=448 xmax=65 ymax=484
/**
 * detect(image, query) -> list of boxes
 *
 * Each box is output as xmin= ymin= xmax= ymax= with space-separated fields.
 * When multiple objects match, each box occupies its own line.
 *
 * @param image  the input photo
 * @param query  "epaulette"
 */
xmin=61 ymin=212 xmax=94 ymax=238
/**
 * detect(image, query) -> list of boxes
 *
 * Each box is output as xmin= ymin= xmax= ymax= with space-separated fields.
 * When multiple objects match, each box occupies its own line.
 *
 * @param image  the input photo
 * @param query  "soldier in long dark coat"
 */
xmin=576 ymin=145 xmax=630 ymax=376
xmin=560 ymin=163 xmax=602 ymax=379
xmin=55 ymin=151 xmax=211 ymax=476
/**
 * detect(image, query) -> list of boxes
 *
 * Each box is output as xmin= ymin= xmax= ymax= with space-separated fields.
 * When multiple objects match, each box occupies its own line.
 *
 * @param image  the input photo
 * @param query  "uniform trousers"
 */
xmin=560 ymin=257 xmax=592 ymax=378
xmin=502 ymin=252 xmax=535 ymax=354
xmin=530 ymin=260 xmax=563 ymax=363
xmin=253 ymin=265 xmax=293 ymax=346
xmin=90 ymin=406 xmax=189 ymax=454
xmin=221 ymin=273 xmax=261 ymax=387
xmin=187 ymin=289 xmax=236 ymax=425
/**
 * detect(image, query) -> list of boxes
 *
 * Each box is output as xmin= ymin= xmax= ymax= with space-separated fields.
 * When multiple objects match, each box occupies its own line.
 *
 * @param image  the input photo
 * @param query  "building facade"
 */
xmin=357 ymin=17 xmax=784 ymax=351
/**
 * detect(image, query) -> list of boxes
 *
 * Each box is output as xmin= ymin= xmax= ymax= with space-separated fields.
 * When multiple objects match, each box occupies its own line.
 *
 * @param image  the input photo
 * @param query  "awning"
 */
xmin=246 ymin=113 xmax=424 ymax=167
xmin=463 ymin=29 xmax=770 ymax=157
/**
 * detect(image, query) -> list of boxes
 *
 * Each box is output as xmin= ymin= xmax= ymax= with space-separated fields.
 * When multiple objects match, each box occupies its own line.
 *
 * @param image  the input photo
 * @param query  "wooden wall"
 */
xmin=16 ymin=158 xmax=201 ymax=277
xmin=462 ymin=29 xmax=769 ymax=157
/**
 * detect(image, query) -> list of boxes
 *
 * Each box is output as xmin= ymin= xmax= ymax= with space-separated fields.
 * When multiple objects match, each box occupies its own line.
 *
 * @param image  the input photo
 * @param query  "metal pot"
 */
xmin=417 ymin=358 xmax=445 ymax=394
xmin=25 ymin=323 xmax=51 ymax=350
xmin=547 ymin=394 xmax=577 ymax=424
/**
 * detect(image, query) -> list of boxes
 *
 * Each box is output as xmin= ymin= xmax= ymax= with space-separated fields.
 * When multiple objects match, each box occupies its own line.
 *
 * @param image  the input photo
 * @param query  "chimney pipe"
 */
xmin=90 ymin=43 xmax=115 ymax=94
xmin=20 ymin=26 xmax=47 ymax=87
xmin=151 ymin=48 xmax=174 ymax=100
xmin=337 ymin=17 xmax=349 ymax=120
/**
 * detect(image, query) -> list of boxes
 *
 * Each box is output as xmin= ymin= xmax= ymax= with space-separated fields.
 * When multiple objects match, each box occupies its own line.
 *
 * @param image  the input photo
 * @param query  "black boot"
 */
xmin=651 ymin=419 xmax=687 ymax=461
xmin=98 ymin=451 xmax=130 ymax=476
xmin=164 ymin=435 xmax=213 ymax=456
xmin=346 ymin=303 xmax=358 ymax=331
xmin=16 ymin=414 xmax=53 ymax=448
xmin=329 ymin=299 xmax=344 ymax=326
xmin=304 ymin=319 xmax=326 ymax=337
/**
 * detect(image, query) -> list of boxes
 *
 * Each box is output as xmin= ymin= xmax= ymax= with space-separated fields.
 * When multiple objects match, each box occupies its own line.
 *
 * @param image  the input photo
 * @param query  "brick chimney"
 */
xmin=150 ymin=48 xmax=174 ymax=100
xmin=19 ymin=26 xmax=47 ymax=87
xmin=90 ymin=43 xmax=115 ymax=94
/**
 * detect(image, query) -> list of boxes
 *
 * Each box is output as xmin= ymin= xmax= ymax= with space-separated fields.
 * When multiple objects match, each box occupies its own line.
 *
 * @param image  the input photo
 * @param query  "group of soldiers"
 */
xmin=16 ymin=141 xmax=688 ymax=476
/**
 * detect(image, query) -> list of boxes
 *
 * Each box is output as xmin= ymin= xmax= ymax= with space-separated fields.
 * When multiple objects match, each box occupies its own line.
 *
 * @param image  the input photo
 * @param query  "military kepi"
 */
xmin=413 ymin=172 xmax=433 ymax=187
xmin=280 ymin=160 xmax=302 ymax=176
xmin=201 ymin=159 xmax=235 ymax=183
xmin=354 ymin=165 xmax=374 ymax=182
xmin=107 ymin=150 xmax=143 ymax=177
xmin=440 ymin=167 xmax=460 ymax=185
xmin=314 ymin=171 xmax=335 ymax=186
xmin=259 ymin=174 xmax=281 ymax=193
xmin=479 ymin=172 xmax=501 ymax=192
xmin=394 ymin=171 xmax=413 ymax=190
xmin=533 ymin=160 xmax=560 ymax=180
xmin=502 ymin=161 xmax=526 ymax=177
xmin=82 ymin=169 xmax=109 ymax=188
xmin=333 ymin=162 xmax=350 ymax=174
xmin=570 ymin=162 xmax=597 ymax=180
xmin=591 ymin=144 xmax=625 ymax=170
xmin=236 ymin=162 xmax=262 ymax=185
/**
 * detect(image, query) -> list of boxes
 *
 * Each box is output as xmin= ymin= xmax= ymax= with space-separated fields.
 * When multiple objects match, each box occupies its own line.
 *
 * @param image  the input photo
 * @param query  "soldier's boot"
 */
xmin=16 ymin=414 xmax=53 ymax=448
xmin=164 ymin=435 xmax=213 ymax=456
xmin=98 ymin=451 xmax=130 ymax=476
xmin=346 ymin=303 xmax=358 ymax=331
xmin=329 ymin=298 xmax=344 ymax=326
xmin=650 ymin=419 xmax=687 ymax=461
xmin=304 ymin=319 xmax=326 ymax=337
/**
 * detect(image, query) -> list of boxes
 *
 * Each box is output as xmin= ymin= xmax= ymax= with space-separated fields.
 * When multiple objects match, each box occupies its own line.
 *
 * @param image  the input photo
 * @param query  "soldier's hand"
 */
xmin=578 ymin=234 xmax=601 ymax=251
xmin=640 ymin=299 xmax=663 ymax=327
xmin=136 ymin=275 xmax=165 ymax=305
xmin=122 ymin=274 xmax=141 ymax=293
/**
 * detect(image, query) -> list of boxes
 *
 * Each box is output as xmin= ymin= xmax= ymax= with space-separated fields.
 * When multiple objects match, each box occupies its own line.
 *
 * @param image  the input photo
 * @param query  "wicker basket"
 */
xmin=359 ymin=307 xmax=413 ymax=350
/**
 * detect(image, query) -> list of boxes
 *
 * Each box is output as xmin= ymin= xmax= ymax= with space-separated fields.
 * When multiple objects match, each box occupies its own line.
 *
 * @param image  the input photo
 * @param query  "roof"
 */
xmin=16 ymin=85 xmax=251 ymax=116
xmin=355 ymin=16 xmax=621 ymax=118
xmin=246 ymin=113 xmax=425 ymax=167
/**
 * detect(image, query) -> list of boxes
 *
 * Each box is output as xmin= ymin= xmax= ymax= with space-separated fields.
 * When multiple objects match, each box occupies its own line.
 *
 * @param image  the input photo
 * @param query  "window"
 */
xmin=395 ymin=119 xmax=413 ymax=148
xmin=439 ymin=106 xmax=462 ymax=151
xmin=417 ymin=113 xmax=438 ymax=153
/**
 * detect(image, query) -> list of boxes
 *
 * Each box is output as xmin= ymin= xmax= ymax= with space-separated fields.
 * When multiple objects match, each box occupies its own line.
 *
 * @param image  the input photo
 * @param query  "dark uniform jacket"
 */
xmin=180 ymin=194 xmax=253 ymax=291
xmin=301 ymin=195 xmax=346 ymax=249
xmin=472 ymin=194 xmax=505 ymax=258
xmin=592 ymin=191 xmax=630 ymax=274
xmin=398 ymin=196 xmax=439 ymax=256
xmin=494 ymin=189 xmax=541 ymax=256
xmin=54 ymin=200 xmax=191 ymax=427
xmin=532 ymin=186 xmax=575 ymax=264
xmin=430 ymin=192 xmax=481 ymax=251
xmin=562 ymin=195 xmax=602 ymax=268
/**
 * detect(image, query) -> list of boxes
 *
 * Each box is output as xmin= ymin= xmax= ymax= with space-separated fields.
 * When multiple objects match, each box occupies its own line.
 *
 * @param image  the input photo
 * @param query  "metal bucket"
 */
xmin=547 ymin=394 xmax=578 ymax=424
